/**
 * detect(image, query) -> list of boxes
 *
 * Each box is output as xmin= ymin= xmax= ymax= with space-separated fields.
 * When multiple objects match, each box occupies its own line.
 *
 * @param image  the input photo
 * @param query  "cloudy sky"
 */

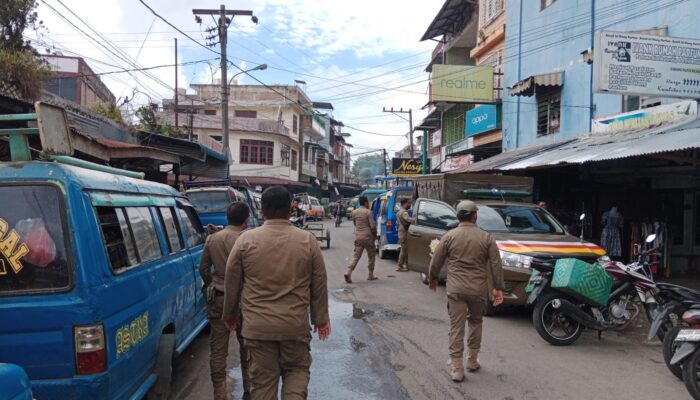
xmin=30 ymin=0 xmax=444 ymax=156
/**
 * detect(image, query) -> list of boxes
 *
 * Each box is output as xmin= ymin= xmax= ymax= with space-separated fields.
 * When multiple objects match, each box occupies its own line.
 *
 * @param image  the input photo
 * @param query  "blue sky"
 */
xmin=31 ymin=0 xmax=445 ymax=155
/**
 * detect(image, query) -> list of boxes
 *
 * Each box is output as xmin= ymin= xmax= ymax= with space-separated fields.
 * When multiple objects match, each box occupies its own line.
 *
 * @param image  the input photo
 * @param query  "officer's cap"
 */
xmin=455 ymin=200 xmax=478 ymax=213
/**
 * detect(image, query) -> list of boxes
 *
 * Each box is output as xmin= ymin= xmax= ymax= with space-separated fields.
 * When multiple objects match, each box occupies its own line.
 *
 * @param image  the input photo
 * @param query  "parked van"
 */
xmin=376 ymin=186 xmax=413 ymax=259
xmin=294 ymin=193 xmax=325 ymax=220
xmin=0 ymin=160 xmax=208 ymax=399
xmin=186 ymin=182 xmax=262 ymax=228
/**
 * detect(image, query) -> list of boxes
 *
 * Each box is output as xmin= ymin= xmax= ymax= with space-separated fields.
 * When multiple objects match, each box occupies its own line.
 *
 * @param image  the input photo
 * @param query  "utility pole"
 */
xmin=382 ymin=107 xmax=413 ymax=157
xmin=382 ymin=148 xmax=387 ymax=188
xmin=174 ymin=37 xmax=178 ymax=129
xmin=193 ymin=6 xmax=256 ymax=165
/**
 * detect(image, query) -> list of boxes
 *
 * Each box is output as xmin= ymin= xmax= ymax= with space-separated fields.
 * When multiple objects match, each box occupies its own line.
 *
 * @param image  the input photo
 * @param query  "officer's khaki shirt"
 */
xmin=222 ymin=219 xmax=329 ymax=341
xmin=396 ymin=208 xmax=415 ymax=239
xmin=352 ymin=206 xmax=376 ymax=241
xmin=428 ymin=222 xmax=504 ymax=297
xmin=199 ymin=225 xmax=244 ymax=291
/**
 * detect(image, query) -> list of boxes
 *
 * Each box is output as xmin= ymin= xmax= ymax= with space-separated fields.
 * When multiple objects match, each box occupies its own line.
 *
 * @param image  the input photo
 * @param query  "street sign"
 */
xmin=431 ymin=65 xmax=494 ymax=103
xmin=593 ymin=31 xmax=700 ymax=98
xmin=466 ymin=105 xmax=498 ymax=136
xmin=392 ymin=158 xmax=431 ymax=177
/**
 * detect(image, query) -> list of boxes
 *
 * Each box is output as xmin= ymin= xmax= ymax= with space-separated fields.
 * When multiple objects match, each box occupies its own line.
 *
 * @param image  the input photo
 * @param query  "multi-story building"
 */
xmin=161 ymin=83 xmax=310 ymax=188
xmin=41 ymin=54 xmax=115 ymax=107
xmin=474 ymin=0 xmax=700 ymax=277
xmin=418 ymin=0 xmax=504 ymax=172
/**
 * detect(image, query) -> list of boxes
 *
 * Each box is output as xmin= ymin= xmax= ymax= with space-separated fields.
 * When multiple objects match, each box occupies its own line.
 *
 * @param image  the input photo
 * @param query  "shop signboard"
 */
xmin=466 ymin=105 xmax=498 ymax=136
xmin=391 ymin=158 xmax=431 ymax=177
xmin=432 ymin=129 xmax=442 ymax=147
xmin=592 ymin=100 xmax=698 ymax=134
xmin=593 ymin=31 xmax=700 ymax=98
xmin=431 ymin=65 xmax=494 ymax=103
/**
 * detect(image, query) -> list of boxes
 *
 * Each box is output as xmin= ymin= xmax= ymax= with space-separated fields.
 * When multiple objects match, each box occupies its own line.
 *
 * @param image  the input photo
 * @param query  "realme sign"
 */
xmin=431 ymin=65 xmax=494 ymax=103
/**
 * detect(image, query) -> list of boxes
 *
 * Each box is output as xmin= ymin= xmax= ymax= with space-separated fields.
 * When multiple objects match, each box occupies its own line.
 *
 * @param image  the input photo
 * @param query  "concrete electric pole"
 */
xmin=382 ymin=107 xmax=414 ymax=158
xmin=192 ymin=6 xmax=256 ymax=165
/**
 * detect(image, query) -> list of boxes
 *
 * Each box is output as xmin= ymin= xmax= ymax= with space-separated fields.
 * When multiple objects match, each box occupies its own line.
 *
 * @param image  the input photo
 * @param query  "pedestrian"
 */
xmin=199 ymin=201 xmax=251 ymax=400
xmin=396 ymin=198 xmax=415 ymax=272
xmin=290 ymin=198 xmax=305 ymax=228
xmin=428 ymin=200 xmax=504 ymax=383
xmin=222 ymin=186 xmax=330 ymax=400
xmin=344 ymin=195 xmax=378 ymax=283
xmin=537 ymin=200 xmax=548 ymax=210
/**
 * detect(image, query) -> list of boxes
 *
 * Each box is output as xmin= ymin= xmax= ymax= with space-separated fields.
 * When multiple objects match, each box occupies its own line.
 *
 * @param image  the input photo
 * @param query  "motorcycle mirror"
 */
xmin=579 ymin=213 xmax=586 ymax=221
xmin=646 ymin=234 xmax=657 ymax=243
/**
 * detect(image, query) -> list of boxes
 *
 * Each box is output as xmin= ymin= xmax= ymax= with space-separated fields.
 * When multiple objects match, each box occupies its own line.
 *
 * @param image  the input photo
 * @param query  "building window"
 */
xmin=480 ymin=0 xmax=503 ymax=26
xmin=291 ymin=150 xmax=298 ymax=171
xmin=540 ymin=0 xmax=557 ymax=10
xmin=240 ymin=139 xmax=273 ymax=165
xmin=537 ymin=86 xmax=561 ymax=136
xmin=293 ymin=115 xmax=298 ymax=134
xmin=281 ymin=144 xmax=291 ymax=166
xmin=234 ymin=110 xmax=257 ymax=118
xmin=203 ymin=109 xmax=217 ymax=115
xmin=304 ymin=146 xmax=309 ymax=162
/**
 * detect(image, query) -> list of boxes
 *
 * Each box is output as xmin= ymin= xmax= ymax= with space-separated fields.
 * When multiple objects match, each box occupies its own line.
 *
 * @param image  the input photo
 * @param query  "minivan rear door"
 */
xmin=406 ymin=199 xmax=457 ymax=274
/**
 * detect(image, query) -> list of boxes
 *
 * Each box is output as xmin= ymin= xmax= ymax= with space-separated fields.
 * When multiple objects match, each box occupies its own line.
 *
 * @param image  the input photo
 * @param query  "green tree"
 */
xmin=88 ymin=101 xmax=123 ymax=125
xmin=136 ymin=105 xmax=159 ymax=132
xmin=0 ymin=0 xmax=52 ymax=99
xmin=351 ymin=154 xmax=385 ymax=186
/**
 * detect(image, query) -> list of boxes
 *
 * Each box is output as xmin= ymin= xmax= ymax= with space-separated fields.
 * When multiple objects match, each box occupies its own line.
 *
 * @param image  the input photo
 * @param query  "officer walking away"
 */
xmin=344 ymin=195 xmax=378 ymax=283
xmin=428 ymin=200 xmax=504 ymax=383
xmin=199 ymin=202 xmax=251 ymax=400
xmin=222 ymin=186 xmax=330 ymax=400
xmin=396 ymin=198 xmax=415 ymax=272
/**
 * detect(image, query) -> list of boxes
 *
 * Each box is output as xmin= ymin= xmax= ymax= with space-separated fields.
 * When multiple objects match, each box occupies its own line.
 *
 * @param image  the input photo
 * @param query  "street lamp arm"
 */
xmin=228 ymin=63 xmax=268 ymax=86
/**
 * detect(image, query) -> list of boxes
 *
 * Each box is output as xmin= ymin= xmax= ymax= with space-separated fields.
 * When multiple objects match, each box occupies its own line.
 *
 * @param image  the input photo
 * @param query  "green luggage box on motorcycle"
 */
xmin=551 ymin=259 xmax=613 ymax=307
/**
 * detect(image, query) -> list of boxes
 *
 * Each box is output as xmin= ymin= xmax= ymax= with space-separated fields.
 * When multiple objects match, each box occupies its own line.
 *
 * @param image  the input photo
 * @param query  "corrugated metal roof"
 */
xmin=466 ymin=118 xmax=700 ymax=172
xmin=420 ymin=0 xmax=475 ymax=41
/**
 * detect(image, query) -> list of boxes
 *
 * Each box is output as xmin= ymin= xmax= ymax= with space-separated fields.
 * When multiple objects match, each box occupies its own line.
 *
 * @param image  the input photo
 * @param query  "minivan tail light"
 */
xmin=386 ymin=219 xmax=393 ymax=231
xmin=74 ymin=324 xmax=106 ymax=375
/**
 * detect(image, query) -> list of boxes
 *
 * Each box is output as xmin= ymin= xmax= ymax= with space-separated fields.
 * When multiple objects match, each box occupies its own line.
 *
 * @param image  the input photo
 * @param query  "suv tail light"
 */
xmin=386 ymin=219 xmax=393 ymax=232
xmin=74 ymin=324 xmax=106 ymax=375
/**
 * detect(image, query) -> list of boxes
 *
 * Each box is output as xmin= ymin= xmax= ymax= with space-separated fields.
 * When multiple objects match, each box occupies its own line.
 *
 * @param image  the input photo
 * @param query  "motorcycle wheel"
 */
xmin=532 ymin=292 xmax=584 ymax=346
xmin=682 ymin=346 xmax=700 ymax=400
xmin=663 ymin=325 xmax=684 ymax=380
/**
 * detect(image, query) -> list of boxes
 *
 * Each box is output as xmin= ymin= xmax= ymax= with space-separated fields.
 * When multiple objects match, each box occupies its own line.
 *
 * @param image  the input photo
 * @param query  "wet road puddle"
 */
xmin=224 ymin=295 xmax=402 ymax=399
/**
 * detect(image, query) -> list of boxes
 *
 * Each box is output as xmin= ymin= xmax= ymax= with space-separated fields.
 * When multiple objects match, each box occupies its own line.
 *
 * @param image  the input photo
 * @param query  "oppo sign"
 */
xmin=466 ymin=105 xmax=498 ymax=137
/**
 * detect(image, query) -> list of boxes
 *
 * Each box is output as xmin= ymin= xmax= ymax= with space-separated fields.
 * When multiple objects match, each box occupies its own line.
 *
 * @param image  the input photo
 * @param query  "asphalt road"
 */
xmin=170 ymin=221 xmax=688 ymax=400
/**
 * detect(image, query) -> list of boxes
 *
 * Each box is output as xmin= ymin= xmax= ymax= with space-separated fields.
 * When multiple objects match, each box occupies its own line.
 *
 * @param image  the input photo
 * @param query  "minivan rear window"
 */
xmin=0 ymin=185 xmax=71 ymax=295
xmin=188 ymin=190 xmax=229 ymax=213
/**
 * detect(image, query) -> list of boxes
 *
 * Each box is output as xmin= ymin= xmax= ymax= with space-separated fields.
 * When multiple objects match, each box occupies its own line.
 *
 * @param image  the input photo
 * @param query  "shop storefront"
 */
xmin=464 ymin=102 xmax=700 ymax=278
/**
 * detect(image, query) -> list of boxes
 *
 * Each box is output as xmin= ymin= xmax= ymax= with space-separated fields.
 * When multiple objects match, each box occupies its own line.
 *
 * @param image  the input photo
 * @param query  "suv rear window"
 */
xmin=188 ymin=190 xmax=230 ymax=213
xmin=0 ymin=185 xmax=71 ymax=295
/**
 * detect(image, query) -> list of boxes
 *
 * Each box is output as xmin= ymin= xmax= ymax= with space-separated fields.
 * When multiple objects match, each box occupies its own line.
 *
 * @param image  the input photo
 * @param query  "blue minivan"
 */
xmin=0 ymin=159 xmax=208 ymax=399
xmin=376 ymin=186 xmax=413 ymax=259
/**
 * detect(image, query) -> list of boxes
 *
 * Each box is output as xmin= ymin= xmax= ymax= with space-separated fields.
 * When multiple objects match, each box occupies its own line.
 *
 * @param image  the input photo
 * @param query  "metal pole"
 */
xmin=174 ymin=37 xmax=178 ymax=129
xmin=408 ymin=109 xmax=414 ymax=158
xmin=422 ymin=129 xmax=428 ymax=175
xmin=219 ymin=5 xmax=230 ymax=164
xmin=588 ymin=0 xmax=596 ymax=131
xmin=382 ymin=148 xmax=387 ymax=188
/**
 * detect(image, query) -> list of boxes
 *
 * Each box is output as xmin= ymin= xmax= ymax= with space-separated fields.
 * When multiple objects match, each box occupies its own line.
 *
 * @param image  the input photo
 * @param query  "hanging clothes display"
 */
xmin=601 ymin=207 xmax=624 ymax=257
xmin=628 ymin=220 xmax=669 ymax=277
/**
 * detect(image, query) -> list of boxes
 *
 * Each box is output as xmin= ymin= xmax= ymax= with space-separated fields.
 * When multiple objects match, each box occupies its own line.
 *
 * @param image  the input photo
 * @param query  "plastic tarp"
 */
xmin=413 ymin=173 xmax=533 ymax=207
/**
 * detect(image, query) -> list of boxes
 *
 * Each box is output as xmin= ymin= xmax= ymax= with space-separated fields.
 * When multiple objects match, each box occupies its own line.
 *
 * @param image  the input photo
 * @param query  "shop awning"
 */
xmin=304 ymin=142 xmax=327 ymax=152
xmin=463 ymin=118 xmax=700 ymax=172
xmin=508 ymin=71 xmax=564 ymax=97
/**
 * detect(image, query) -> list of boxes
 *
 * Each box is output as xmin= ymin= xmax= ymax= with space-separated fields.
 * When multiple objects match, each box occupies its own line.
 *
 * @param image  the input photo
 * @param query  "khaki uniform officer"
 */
xmin=198 ymin=202 xmax=251 ymax=400
xmin=223 ymin=186 xmax=330 ymax=400
xmin=428 ymin=200 xmax=504 ymax=382
xmin=344 ymin=195 xmax=378 ymax=283
xmin=396 ymin=198 xmax=415 ymax=272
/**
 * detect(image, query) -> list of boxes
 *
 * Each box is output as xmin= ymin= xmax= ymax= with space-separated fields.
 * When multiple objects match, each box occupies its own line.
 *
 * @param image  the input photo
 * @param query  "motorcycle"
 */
xmin=647 ymin=284 xmax=700 ymax=380
xmin=527 ymin=233 xmax=668 ymax=346
xmin=289 ymin=216 xmax=304 ymax=228
xmin=335 ymin=211 xmax=343 ymax=227
xmin=668 ymin=310 xmax=700 ymax=399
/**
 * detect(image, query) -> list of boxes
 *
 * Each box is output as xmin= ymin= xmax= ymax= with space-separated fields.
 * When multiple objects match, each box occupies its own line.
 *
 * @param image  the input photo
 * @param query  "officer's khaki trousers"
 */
xmin=207 ymin=296 xmax=249 ymax=390
xmin=347 ymin=238 xmax=375 ymax=272
xmin=447 ymin=293 xmax=484 ymax=359
xmin=397 ymin=235 xmax=408 ymax=267
xmin=244 ymin=339 xmax=312 ymax=400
